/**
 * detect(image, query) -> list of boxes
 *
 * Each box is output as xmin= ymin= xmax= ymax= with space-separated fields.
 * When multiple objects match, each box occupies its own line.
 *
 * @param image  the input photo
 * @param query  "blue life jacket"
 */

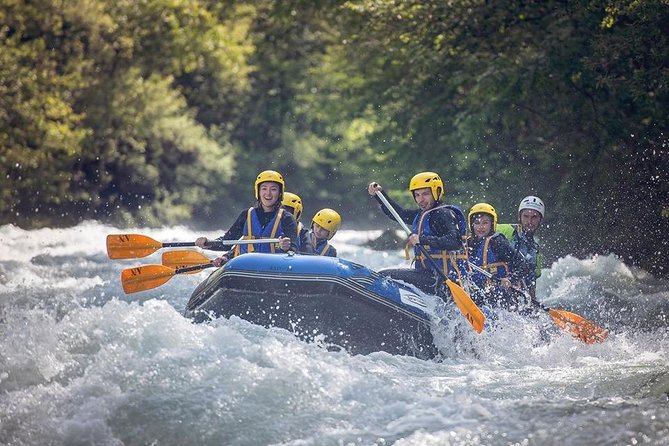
xmin=234 ymin=207 xmax=285 ymax=255
xmin=469 ymin=233 xmax=510 ymax=288
xmin=313 ymin=239 xmax=337 ymax=257
xmin=412 ymin=204 xmax=469 ymax=284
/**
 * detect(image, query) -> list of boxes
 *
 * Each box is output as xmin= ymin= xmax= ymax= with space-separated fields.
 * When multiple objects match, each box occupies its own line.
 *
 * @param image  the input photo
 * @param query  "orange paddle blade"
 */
xmin=162 ymin=251 xmax=211 ymax=272
xmin=446 ymin=279 xmax=485 ymax=333
xmin=548 ymin=309 xmax=609 ymax=344
xmin=107 ymin=234 xmax=162 ymax=259
xmin=121 ymin=265 xmax=176 ymax=294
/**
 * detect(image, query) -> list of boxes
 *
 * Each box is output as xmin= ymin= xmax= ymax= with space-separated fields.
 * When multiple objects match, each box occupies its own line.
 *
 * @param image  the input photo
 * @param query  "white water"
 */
xmin=1 ymin=222 xmax=668 ymax=446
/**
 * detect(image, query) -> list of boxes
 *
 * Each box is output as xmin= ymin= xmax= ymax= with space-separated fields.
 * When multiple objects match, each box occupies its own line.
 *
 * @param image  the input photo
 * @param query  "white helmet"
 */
xmin=519 ymin=196 xmax=545 ymax=218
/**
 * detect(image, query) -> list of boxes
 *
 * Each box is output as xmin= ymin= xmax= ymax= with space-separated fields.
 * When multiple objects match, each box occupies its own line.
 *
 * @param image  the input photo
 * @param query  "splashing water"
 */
xmin=1 ymin=222 xmax=668 ymax=445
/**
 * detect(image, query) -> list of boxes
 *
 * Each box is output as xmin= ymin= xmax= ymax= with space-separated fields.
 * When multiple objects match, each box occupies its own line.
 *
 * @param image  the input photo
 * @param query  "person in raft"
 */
xmin=466 ymin=202 xmax=532 ymax=310
xmin=496 ymin=195 xmax=545 ymax=299
xmin=195 ymin=170 xmax=298 ymax=267
xmin=281 ymin=191 xmax=310 ymax=250
xmin=367 ymin=172 xmax=469 ymax=296
xmin=301 ymin=208 xmax=342 ymax=257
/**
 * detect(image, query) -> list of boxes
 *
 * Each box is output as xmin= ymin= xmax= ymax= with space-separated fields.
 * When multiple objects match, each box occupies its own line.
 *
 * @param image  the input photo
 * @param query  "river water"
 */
xmin=1 ymin=222 xmax=668 ymax=446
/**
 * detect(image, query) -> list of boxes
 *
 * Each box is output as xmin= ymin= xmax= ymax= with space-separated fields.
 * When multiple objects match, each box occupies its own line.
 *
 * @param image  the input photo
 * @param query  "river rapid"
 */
xmin=1 ymin=222 xmax=668 ymax=446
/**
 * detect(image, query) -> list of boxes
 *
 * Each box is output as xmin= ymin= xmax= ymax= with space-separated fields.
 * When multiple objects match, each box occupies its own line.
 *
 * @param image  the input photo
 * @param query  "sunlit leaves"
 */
xmin=1 ymin=0 xmax=252 ymax=227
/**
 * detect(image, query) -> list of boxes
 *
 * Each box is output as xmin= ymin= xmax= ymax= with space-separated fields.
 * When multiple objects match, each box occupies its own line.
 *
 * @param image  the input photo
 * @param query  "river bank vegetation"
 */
xmin=1 ymin=0 xmax=667 ymax=276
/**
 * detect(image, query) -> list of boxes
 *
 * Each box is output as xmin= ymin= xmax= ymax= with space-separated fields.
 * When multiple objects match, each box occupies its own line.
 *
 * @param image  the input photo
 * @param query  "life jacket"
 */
xmin=411 ymin=204 xmax=469 ymax=284
xmin=469 ymin=233 xmax=510 ymax=287
xmin=313 ymin=239 xmax=336 ymax=257
xmin=497 ymin=223 xmax=542 ymax=278
xmin=234 ymin=207 xmax=284 ymax=256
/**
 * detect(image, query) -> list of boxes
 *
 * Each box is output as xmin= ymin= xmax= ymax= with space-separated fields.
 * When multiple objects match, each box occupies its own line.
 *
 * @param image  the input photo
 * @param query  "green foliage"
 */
xmin=75 ymin=69 xmax=235 ymax=226
xmin=0 ymin=0 xmax=91 ymax=224
xmin=1 ymin=0 xmax=248 ymax=227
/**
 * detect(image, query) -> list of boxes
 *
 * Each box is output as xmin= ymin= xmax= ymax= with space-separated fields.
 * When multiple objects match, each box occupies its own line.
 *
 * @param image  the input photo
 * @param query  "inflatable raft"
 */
xmin=184 ymin=252 xmax=441 ymax=358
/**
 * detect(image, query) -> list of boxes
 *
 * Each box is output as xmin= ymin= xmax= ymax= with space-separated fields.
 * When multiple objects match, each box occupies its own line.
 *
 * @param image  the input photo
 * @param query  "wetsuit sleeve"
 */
xmin=421 ymin=208 xmax=463 ymax=251
xmin=280 ymin=212 xmax=299 ymax=252
xmin=492 ymin=234 xmax=532 ymax=282
xmin=299 ymin=231 xmax=315 ymax=254
xmin=299 ymin=228 xmax=310 ymax=252
xmin=207 ymin=209 xmax=248 ymax=253
xmin=373 ymin=191 xmax=418 ymax=226
xmin=496 ymin=223 xmax=516 ymax=241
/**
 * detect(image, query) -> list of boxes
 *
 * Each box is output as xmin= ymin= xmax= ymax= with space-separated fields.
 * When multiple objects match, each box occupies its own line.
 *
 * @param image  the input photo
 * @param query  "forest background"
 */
xmin=1 ymin=0 xmax=667 ymax=277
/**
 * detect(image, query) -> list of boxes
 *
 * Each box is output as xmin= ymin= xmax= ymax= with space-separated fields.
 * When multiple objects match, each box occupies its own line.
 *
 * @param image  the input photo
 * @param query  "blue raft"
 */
xmin=184 ymin=252 xmax=440 ymax=358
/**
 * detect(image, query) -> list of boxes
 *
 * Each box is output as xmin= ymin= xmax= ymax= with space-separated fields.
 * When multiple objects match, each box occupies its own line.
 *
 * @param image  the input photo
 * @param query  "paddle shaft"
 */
xmin=164 ymin=241 xmax=200 ymax=248
xmin=375 ymin=190 xmax=413 ymax=235
xmin=157 ymin=239 xmax=281 ymax=248
xmin=176 ymin=263 xmax=214 ymax=274
xmin=206 ymin=238 xmax=281 ymax=248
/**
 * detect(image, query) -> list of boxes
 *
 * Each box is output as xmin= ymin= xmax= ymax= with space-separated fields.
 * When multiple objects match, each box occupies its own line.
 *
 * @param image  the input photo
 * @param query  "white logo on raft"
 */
xmin=399 ymin=288 xmax=428 ymax=309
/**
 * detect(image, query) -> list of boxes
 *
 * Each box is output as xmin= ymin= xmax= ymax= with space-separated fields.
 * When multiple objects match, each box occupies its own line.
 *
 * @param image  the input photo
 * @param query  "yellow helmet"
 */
xmin=468 ymin=202 xmax=498 ymax=232
xmin=409 ymin=172 xmax=444 ymax=201
xmin=312 ymin=208 xmax=342 ymax=240
xmin=254 ymin=170 xmax=285 ymax=199
xmin=282 ymin=192 xmax=303 ymax=221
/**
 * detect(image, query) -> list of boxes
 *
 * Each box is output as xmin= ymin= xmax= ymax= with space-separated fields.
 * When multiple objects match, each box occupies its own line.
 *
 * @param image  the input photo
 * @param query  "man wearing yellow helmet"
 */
xmin=281 ymin=191 xmax=309 ymax=250
xmin=467 ymin=203 xmax=532 ymax=309
xmin=301 ymin=208 xmax=342 ymax=257
xmin=367 ymin=172 xmax=468 ymax=296
xmin=195 ymin=170 xmax=298 ymax=266
xmin=497 ymin=195 xmax=545 ymax=298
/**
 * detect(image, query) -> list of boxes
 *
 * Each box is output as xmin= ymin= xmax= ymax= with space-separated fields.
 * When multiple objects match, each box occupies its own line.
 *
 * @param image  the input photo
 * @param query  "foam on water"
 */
xmin=1 ymin=222 xmax=668 ymax=445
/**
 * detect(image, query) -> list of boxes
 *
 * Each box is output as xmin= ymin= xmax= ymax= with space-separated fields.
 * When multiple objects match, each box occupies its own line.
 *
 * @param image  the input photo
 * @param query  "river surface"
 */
xmin=1 ymin=222 xmax=668 ymax=446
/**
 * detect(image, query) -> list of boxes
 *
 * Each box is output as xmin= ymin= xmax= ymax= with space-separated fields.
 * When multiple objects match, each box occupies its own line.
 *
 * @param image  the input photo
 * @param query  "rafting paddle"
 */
xmin=106 ymin=234 xmax=281 ymax=259
xmin=545 ymin=308 xmax=609 ymax=344
xmin=467 ymin=261 xmax=608 ymax=344
xmin=121 ymin=263 xmax=214 ymax=294
xmin=161 ymin=250 xmax=213 ymax=271
xmin=374 ymin=190 xmax=485 ymax=333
